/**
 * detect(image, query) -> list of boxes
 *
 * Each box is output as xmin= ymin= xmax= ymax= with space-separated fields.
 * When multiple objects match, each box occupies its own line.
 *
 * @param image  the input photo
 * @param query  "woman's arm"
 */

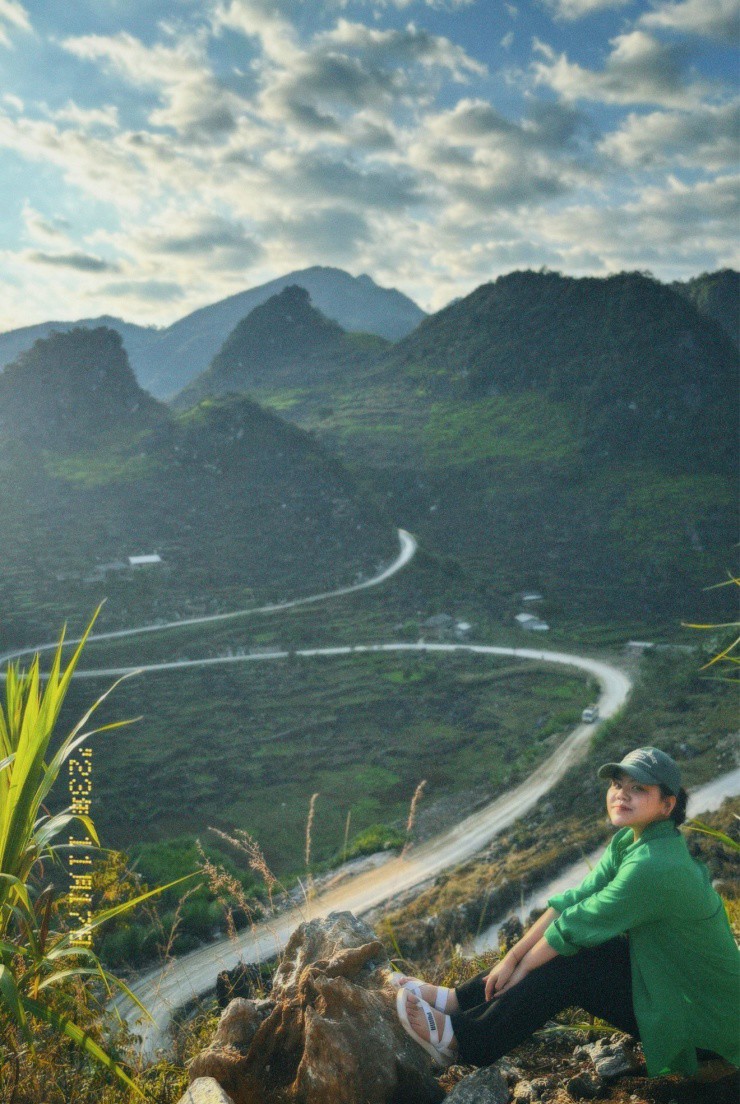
xmin=493 ymin=935 xmax=559 ymax=996
xmin=484 ymin=907 xmax=559 ymax=1000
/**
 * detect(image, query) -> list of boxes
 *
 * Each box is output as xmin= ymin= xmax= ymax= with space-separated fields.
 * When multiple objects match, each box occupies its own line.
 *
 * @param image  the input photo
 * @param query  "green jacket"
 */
xmin=545 ymin=819 xmax=740 ymax=1077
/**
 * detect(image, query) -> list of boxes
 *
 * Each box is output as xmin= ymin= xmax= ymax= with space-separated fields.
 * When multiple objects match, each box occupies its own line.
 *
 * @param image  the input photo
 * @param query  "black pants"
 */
xmin=450 ymin=937 xmax=640 ymax=1068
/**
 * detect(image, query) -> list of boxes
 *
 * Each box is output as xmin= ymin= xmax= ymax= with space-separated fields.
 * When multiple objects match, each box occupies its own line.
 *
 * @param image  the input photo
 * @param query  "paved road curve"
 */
xmin=111 ymin=643 xmax=631 ymax=1057
xmin=0 ymin=529 xmax=417 ymax=669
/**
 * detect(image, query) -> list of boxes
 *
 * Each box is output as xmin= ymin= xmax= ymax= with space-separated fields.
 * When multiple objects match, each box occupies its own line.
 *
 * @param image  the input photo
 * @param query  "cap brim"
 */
xmin=597 ymin=762 xmax=656 ymax=785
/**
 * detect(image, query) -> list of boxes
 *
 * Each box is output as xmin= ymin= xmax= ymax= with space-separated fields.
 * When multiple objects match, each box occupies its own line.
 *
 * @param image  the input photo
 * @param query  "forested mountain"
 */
xmin=178 ymin=269 xmax=738 ymax=628
xmin=0 ymin=328 xmax=395 ymax=646
xmin=176 ymin=285 xmax=388 ymax=408
xmin=0 ymin=327 xmax=164 ymax=449
xmin=674 ymin=269 xmax=739 ymax=348
xmin=381 ymin=270 xmax=738 ymax=471
xmin=0 ymin=267 xmax=425 ymax=399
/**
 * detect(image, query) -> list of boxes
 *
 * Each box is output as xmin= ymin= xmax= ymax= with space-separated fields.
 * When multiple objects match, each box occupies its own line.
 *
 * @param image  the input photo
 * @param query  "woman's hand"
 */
xmin=484 ymin=951 xmax=520 ymax=1001
xmin=494 ymin=955 xmax=530 ymax=996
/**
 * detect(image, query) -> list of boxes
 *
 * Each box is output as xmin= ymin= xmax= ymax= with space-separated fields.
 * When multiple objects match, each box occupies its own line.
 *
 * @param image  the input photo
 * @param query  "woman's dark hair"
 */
xmin=661 ymin=785 xmax=688 ymax=826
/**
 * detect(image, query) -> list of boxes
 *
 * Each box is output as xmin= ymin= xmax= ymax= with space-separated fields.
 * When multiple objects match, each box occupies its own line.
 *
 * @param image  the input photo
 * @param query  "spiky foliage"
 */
xmin=0 ymin=611 xmax=195 ymax=1096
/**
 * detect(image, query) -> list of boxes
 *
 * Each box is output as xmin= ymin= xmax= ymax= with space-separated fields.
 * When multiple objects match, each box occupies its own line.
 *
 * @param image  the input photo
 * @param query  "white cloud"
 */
xmin=0 ymin=0 xmax=30 ymax=48
xmin=251 ymin=17 xmax=486 ymax=156
xmin=532 ymin=30 xmax=703 ymax=106
xmin=640 ymin=0 xmax=740 ymax=43
xmin=26 ymin=249 xmax=120 ymax=273
xmin=119 ymin=213 xmax=264 ymax=271
xmin=539 ymin=0 xmax=633 ymax=19
xmin=405 ymin=96 xmax=591 ymax=212
xmin=211 ymin=0 xmax=300 ymax=63
xmin=350 ymin=0 xmax=477 ymax=9
xmin=528 ymin=174 xmax=740 ymax=274
xmin=61 ymin=31 xmax=241 ymax=138
xmin=45 ymin=101 xmax=119 ymax=129
xmin=600 ymin=100 xmax=740 ymax=169
xmin=21 ymin=201 xmax=70 ymax=244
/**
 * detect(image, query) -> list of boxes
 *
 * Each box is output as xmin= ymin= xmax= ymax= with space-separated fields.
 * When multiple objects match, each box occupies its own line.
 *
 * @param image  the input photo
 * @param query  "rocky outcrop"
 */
xmin=444 ymin=1065 xmax=509 ymax=1103
xmin=179 ymin=1079 xmax=236 ymax=1103
xmin=186 ymin=911 xmax=444 ymax=1104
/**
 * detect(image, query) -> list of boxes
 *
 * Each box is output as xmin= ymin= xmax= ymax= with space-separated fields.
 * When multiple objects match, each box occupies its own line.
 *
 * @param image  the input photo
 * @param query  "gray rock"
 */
xmin=445 ymin=1065 xmax=509 ymax=1104
xmin=271 ymin=910 xmax=387 ymax=1000
xmin=188 ymin=911 xmax=443 ymax=1103
xmin=574 ymin=1036 xmax=639 ymax=1080
xmin=177 ymin=1077 xmax=235 ymax=1104
xmin=512 ymin=1081 xmax=535 ymax=1102
xmin=566 ymin=1071 xmax=605 ymax=1099
xmin=496 ymin=1058 xmax=524 ymax=1084
xmin=213 ymin=997 xmax=271 ymax=1054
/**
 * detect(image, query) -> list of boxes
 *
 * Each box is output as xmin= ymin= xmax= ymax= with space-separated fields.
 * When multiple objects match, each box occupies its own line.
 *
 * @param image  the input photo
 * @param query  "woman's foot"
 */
xmin=390 ymin=972 xmax=459 ymax=1013
xmin=397 ymin=990 xmax=458 ymax=1066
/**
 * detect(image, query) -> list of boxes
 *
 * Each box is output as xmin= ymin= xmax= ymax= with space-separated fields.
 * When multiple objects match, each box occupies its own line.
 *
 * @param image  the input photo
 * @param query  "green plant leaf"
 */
xmin=22 ymin=993 xmax=145 ymax=1098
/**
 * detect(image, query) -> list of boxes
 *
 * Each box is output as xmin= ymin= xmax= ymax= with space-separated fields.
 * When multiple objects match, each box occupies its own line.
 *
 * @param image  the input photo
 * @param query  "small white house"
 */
xmin=522 ymin=592 xmax=544 ymax=603
xmin=626 ymin=641 xmax=654 ymax=655
xmin=128 ymin=554 xmax=163 ymax=568
xmin=515 ymin=612 xmax=550 ymax=632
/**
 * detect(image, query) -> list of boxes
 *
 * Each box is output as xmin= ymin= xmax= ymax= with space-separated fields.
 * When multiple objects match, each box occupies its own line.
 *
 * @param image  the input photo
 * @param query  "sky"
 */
xmin=0 ymin=0 xmax=737 ymax=330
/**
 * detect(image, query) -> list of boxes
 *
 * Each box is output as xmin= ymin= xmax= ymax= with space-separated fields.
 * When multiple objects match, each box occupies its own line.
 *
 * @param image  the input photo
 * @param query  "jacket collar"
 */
xmin=631 ymin=819 xmax=679 ymax=845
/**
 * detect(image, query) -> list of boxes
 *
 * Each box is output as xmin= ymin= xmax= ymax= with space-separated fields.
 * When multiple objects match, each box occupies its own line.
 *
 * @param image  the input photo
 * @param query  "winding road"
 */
xmin=111 ymin=644 xmax=631 ymax=1057
xmin=0 ymin=529 xmax=417 ymax=669
xmin=7 ymin=525 xmax=733 ymax=1062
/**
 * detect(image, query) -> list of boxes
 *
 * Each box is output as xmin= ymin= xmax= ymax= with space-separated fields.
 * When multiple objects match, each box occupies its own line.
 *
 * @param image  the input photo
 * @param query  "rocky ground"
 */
xmin=177 ymin=911 xmax=738 ymax=1104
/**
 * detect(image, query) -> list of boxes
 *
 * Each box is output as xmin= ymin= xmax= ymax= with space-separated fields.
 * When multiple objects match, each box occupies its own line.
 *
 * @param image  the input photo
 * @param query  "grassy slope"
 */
xmin=60 ymin=643 xmax=593 ymax=873
xmin=197 ymin=271 xmax=738 ymax=635
xmin=0 ymin=387 xmax=397 ymax=647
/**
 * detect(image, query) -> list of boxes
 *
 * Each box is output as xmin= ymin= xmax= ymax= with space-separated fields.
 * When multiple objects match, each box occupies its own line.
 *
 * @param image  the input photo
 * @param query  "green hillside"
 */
xmin=0 ymin=328 xmax=396 ymax=647
xmin=176 ymin=284 xmax=388 ymax=408
xmin=181 ymin=270 xmax=739 ymax=631
xmin=674 ymin=268 xmax=739 ymax=348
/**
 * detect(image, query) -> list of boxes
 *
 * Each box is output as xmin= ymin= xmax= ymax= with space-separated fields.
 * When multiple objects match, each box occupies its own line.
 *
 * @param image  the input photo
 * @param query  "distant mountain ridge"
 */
xmin=0 ymin=327 xmax=395 ymax=645
xmin=380 ymin=269 xmax=738 ymax=471
xmin=0 ymin=266 xmax=425 ymax=399
xmin=174 ymin=267 xmax=738 ymax=626
xmin=177 ymin=285 xmax=388 ymax=408
xmin=673 ymin=269 xmax=739 ymax=348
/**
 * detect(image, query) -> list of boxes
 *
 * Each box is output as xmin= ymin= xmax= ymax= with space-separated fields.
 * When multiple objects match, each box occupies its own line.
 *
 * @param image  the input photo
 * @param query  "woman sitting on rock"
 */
xmin=395 ymin=746 xmax=740 ymax=1078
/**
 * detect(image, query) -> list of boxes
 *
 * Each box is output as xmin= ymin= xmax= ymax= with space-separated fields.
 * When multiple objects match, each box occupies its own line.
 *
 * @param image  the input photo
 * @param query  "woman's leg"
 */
xmin=450 ymin=938 xmax=639 ymax=1068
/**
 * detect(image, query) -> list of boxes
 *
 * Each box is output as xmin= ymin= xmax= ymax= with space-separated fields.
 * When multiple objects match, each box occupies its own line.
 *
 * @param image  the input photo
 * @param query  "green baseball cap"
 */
xmin=597 ymin=746 xmax=682 ymax=796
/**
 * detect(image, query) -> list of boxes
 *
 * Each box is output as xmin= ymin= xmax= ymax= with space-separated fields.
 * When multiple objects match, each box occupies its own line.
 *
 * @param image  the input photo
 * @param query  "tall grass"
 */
xmin=0 ymin=612 xmax=195 ymax=1096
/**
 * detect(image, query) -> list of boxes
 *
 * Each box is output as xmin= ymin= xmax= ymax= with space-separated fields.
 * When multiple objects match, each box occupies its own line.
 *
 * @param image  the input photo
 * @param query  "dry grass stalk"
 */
xmin=401 ymin=780 xmax=427 ymax=858
xmin=305 ymin=792 xmax=319 ymax=869
xmin=305 ymin=792 xmax=319 ymax=901
xmin=158 ymin=882 xmax=202 ymax=963
xmin=196 ymin=841 xmax=255 ymax=941
xmin=342 ymin=809 xmax=352 ymax=864
xmin=209 ymin=827 xmax=281 ymax=912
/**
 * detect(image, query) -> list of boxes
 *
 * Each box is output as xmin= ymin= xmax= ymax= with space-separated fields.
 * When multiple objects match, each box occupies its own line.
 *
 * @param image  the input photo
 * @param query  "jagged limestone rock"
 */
xmin=444 ymin=1065 xmax=509 ymax=1103
xmin=573 ymin=1036 xmax=640 ymax=1080
xmin=187 ymin=911 xmax=444 ymax=1104
xmin=512 ymin=1081 xmax=535 ymax=1102
xmin=177 ymin=1077 xmax=236 ymax=1104
xmin=212 ymin=997 xmax=272 ymax=1053
xmin=566 ymin=1070 xmax=605 ymax=1099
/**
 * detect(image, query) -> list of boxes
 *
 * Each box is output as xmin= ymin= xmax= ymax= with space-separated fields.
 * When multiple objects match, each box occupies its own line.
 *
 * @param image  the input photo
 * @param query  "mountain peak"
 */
xmin=0 ymin=326 xmax=165 ymax=450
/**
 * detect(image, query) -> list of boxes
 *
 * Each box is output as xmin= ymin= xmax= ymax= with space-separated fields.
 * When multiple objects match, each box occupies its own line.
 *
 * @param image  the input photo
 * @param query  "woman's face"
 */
xmin=606 ymin=772 xmax=676 ymax=837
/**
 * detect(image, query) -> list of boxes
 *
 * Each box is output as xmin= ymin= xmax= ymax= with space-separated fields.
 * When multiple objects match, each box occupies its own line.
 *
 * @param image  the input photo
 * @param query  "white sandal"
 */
xmin=389 ymin=971 xmax=453 ymax=1013
xmin=396 ymin=989 xmax=456 ymax=1067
